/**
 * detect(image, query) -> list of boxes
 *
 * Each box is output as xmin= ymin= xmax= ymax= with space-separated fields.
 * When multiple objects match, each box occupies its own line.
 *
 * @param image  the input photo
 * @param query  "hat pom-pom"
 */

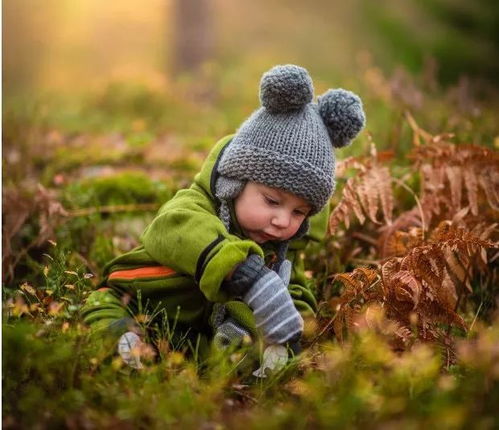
xmin=260 ymin=65 xmax=314 ymax=113
xmin=318 ymin=89 xmax=366 ymax=148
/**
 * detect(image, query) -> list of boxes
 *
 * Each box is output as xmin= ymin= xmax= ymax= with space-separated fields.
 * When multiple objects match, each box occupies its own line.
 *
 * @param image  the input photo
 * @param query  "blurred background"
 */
xmin=4 ymin=0 xmax=499 ymax=146
xmin=4 ymin=0 xmax=499 ymax=94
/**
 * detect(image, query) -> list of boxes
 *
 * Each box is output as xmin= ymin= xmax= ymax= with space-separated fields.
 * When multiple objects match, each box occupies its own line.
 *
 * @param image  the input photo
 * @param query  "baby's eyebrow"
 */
xmin=263 ymin=186 xmax=311 ymax=210
xmin=297 ymin=205 xmax=312 ymax=212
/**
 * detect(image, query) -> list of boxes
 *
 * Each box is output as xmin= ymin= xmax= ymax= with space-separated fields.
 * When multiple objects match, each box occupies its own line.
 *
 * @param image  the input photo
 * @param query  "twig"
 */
xmin=309 ymin=315 xmax=338 ymax=348
xmin=350 ymin=258 xmax=382 ymax=266
xmin=351 ymin=232 xmax=378 ymax=246
xmin=405 ymin=111 xmax=433 ymax=143
xmin=469 ymin=301 xmax=483 ymax=334
xmin=68 ymin=203 xmax=160 ymax=217
xmin=391 ymin=177 xmax=426 ymax=241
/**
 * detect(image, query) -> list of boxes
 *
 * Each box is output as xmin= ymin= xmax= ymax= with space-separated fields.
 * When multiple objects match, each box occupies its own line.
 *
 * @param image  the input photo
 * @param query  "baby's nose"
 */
xmin=271 ymin=210 xmax=291 ymax=228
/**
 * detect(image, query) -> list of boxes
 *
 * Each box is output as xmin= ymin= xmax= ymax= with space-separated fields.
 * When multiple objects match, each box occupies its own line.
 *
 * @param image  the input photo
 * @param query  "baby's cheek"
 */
xmin=288 ymin=219 xmax=304 ymax=236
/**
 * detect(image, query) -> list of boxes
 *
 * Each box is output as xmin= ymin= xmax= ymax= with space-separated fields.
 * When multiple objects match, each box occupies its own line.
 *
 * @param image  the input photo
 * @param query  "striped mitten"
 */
xmin=213 ymin=317 xmax=252 ymax=350
xmin=226 ymin=254 xmax=303 ymax=345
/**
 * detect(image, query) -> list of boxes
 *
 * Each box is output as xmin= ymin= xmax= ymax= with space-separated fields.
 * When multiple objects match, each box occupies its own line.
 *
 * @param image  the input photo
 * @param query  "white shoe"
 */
xmin=118 ymin=331 xmax=144 ymax=369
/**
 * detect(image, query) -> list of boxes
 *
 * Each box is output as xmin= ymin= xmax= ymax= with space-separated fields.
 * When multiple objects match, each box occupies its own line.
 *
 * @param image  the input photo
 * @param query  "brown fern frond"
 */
xmin=401 ymin=246 xmax=445 ymax=293
xmin=329 ymin=151 xmax=395 ymax=234
xmin=378 ymin=209 xmax=424 ymax=258
xmin=345 ymin=181 xmax=366 ymax=226
xmin=326 ymin=115 xmax=497 ymax=352
xmin=463 ymin=166 xmax=479 ymax=215
xmin=373 ymin=166 xmax=394 ymax=225
xmin=334 ymin=267 xmax=380 ymax=299
xmin=442 ymin=247 xmax=472 ymax=293
xmin=405 ymin=114 xmax=499 ymax=232
xmin=410 ymin=137 xmax=498 ymax=224
xmin=390 ymin=270 xmax=422 ymax=308
xmin=354 ymin=267 xmax=379 ymax=286
xmin=334 ymin=272 xmax=362 ymax=292
xmin=381 ymin=228 xmax=424 ymax=258
xmin=335 ymin=157 xmax=367 ymax=177
xmin=430 ymin=221 xmax=497 ymax=248
xmin=357 ymin=169 xmax=381 ymax=223
xmin=330 ymin=267 xmax=382 ymax=343
xmin=445 ymin=165 xmax=463 ymax=210
xmin=329 ymin=197 xmax=351 ymax=233
xmin=478 ymin=168 xmax=499 ymax=211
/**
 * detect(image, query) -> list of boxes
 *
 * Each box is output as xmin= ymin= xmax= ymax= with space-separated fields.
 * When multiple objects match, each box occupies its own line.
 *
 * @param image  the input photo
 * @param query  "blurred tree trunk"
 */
xmin=172 ymin=0 xmax=214 ymax=76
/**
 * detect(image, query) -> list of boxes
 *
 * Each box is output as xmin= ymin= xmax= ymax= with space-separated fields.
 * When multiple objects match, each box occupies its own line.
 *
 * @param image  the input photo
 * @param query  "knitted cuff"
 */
xmin=213 ymin=318 xmax=252 ymax=350
xmin=223 ymin=254 xmax=269 ymax=297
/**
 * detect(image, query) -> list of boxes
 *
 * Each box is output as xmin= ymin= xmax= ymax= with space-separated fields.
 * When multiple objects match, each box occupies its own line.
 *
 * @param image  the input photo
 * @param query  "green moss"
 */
xmin=89 ymin=235 xmax=115 ymax=269
xmin=64 ymin=171 xmax=173 ymax=208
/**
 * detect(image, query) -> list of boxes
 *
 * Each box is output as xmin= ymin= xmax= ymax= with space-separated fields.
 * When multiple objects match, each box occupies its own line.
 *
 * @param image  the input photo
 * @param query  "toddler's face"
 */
xmin=234 ymin=182 xmax=311 ymax=244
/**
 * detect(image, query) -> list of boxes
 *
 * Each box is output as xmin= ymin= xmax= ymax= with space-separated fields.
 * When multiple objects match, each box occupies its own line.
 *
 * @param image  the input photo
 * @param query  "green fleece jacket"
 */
xmin=97 ymin=135 xmax=329 ymax=335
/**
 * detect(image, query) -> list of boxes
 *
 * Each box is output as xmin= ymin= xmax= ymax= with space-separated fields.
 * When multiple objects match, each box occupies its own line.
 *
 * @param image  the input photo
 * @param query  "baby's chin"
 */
xmin=248 ymin=232 xmax=268 ymax=244
xmin=246 ymin=230 xmax=286 ymax=244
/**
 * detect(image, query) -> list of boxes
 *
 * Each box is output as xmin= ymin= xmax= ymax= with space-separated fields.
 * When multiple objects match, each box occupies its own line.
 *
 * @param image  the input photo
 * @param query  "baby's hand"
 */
xmin=239 ymin=255 xmax=303 ymax=345
xmin=252 ymin=344 xmax=288 ymax=378
xmin=223 ymin=255 xmax=303 ymax=345
xmin=118 ymin=331 xmax=144 ymax=369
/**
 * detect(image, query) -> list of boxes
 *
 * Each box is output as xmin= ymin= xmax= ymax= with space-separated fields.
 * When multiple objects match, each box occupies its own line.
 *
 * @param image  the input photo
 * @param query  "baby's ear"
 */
xmin=317 ymin=89 xmax=366 ymax=148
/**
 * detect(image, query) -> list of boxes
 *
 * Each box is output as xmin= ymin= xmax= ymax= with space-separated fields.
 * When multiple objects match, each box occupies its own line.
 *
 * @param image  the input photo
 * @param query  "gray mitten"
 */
xmin=273 ymin=259 xmax=292 ymax=287
xmin=227 ymin=254 xmax=303 ymax=345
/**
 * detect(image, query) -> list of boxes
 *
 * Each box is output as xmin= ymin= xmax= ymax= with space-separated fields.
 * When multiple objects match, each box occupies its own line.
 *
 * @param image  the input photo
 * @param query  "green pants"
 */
xmin=81 ymin=262 xmax=257 ymax=359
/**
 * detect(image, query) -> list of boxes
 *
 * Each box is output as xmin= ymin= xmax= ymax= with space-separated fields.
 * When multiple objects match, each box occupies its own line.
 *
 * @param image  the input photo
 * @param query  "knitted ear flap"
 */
xmin=215 ymin=175 xmax=246 ymax=231
xmin=317 ymin=89 xmax=366 ymax=148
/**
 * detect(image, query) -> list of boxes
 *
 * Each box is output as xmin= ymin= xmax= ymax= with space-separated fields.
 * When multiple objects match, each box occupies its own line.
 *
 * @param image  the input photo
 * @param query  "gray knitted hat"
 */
xmin=216 ymin=64 xmax=365 ymax=216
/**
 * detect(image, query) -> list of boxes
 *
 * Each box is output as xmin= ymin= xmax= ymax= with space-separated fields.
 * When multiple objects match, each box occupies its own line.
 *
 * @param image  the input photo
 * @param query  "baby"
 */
xmin=82 ymin=64 xmax=365 ymax=369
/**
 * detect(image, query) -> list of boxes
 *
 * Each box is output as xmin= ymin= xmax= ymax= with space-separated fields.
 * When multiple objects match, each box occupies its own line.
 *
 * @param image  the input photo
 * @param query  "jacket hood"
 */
xmin=193 ymin=135 xmax=234 ymax=204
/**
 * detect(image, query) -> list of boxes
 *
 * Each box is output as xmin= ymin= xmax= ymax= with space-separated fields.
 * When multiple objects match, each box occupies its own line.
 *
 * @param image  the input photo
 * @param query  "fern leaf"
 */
xmin=391 ymin=270 xmax=421 ymax=308
xmin=463 ymin=167 xmax=479 ymax=215
xmin=329 ymin=202 xmax=350 ymax=233
xmin=356 ymin=174 xmax=377 ymax=223
xmin=445 ymin=165 xmax=463 ymax=209
xmin=374 ymin=166 xmax=394 ymax=225
xmin=354 ymin=267 xmax=379 ymax=286
xmin=443 ymin=247 xmax=471 ymax=293
xmin=478 ymin=169 xmax=499 ymax=211
xmin=344 ymin=181 xmax=366 ymax=225
xmin=334 ymin=272 xmax=362 ymax=292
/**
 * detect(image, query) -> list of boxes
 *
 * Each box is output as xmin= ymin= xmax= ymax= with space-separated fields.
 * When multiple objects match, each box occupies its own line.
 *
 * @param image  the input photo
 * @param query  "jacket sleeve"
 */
xmin=140 ymin=184 xmax=263 ymax=303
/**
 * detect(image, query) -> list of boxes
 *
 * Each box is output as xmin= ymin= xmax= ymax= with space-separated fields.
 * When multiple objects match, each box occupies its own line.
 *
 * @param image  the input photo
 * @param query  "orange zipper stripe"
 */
xmin=108 ymin=266 xmax=176 ymax=280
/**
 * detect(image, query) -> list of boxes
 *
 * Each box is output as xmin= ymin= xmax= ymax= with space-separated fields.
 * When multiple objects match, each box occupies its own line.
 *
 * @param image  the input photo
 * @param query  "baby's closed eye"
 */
xmin=264 ymin=195 xmax=280 ymax=206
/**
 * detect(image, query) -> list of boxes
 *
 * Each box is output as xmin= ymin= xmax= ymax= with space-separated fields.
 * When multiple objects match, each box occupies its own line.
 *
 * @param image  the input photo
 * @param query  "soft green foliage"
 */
xmin=360 ymin=0 xmax=499 ymax=84
xmin=64 ymin=171 xmax=173 ymax=208
xmin=3 ymin=317 xmax=498 ymax=429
